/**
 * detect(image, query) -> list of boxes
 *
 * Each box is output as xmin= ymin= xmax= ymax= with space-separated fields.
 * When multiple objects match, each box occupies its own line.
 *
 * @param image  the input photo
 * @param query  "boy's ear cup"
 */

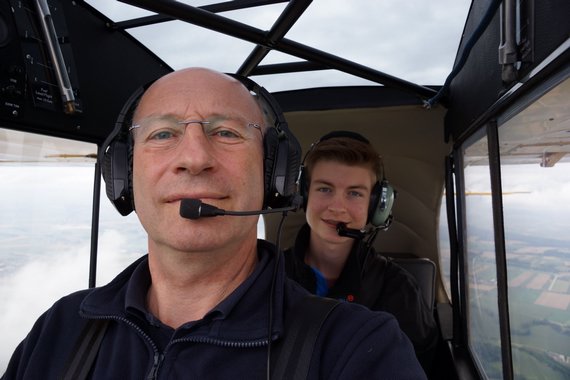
xmin=368 ymin=180 xmax=395 ymax=227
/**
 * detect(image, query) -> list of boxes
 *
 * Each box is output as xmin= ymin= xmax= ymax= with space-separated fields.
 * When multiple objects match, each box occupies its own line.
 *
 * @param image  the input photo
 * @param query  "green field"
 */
xmin=468 ymin=262 xmax=570 ymax=379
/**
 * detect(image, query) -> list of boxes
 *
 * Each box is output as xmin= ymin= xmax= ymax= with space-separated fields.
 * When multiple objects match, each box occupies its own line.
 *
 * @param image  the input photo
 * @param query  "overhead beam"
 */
xmin=237 ymin=0 xmax=313 ymax=76
xmin=118 ymin=0 xmax=437 ymax=99
xmin=113 ymin=0 xmax=288 ymax=29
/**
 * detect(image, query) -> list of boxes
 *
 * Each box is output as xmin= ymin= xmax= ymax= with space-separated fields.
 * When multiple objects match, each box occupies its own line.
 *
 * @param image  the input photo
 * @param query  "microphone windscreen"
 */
xmin=336 ymin=222 xmax=366 ymax=240
xmin=180 ymin=198 xmax=203 ymax=219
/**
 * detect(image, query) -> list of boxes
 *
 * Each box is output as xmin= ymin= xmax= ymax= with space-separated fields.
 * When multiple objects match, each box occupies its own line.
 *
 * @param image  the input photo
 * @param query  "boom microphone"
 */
xmin=180 ymin=198 xmax=299 ymax=220
xmin=336 ymin=222 xmax=366 ymax=240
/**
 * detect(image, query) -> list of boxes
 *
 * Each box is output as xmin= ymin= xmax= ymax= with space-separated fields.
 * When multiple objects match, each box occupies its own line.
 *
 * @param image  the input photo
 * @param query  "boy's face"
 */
xmin=306 ymin=159 xmax=376 ymax=244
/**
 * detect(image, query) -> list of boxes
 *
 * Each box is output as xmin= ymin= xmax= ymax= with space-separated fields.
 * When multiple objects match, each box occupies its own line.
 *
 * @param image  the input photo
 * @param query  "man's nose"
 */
xmin=173 ymin=124 xmax=216 ymax=175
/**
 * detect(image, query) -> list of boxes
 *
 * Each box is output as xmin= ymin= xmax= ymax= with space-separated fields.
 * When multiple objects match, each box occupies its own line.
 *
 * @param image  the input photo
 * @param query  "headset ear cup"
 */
xmin=228 ymin=73 xmax=302 ymax=210
xmin=102 ymin=143 xmax=115 ymax=199
xmin=99 ymin=84 xmax=149 ymax=216
xmin=263 ymin=127 xmax=280 ymax=208
xmin=368 ymin=180 xmax=395 ymax=227
xmin=102 ymin=139 xmax=134 ymax=216
xmin=263 ymin=127 xmax=302 ymax=209
xmin=283 ymin=132 xmax=302 ymax=204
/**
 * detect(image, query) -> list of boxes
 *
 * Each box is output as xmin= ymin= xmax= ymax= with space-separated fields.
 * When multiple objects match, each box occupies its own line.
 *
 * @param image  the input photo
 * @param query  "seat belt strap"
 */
xmin=271 ymin=295 xmax=340 ymax=380
xmin=63 ymin=319 xmax=109 ymax=380
xmin=64 ymin=295 xmax=338 ymax=380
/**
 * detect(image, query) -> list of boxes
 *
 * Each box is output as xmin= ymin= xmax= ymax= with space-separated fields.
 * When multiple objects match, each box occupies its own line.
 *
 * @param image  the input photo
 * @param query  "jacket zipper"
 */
xmin=147 ymin=352 xmax=164 ymax=380
xmin=87 ymin=315 xmax=162 ymax=379
xmin=171 ymin=335 xmax=270 ymax=348
xmin=86 ymin=315 xmax=271 ymax=379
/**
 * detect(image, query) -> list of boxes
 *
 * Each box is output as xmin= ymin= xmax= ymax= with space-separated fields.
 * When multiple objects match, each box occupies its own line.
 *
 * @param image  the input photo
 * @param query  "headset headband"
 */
xmin=100 ymin=73 xmax=301 ymax=215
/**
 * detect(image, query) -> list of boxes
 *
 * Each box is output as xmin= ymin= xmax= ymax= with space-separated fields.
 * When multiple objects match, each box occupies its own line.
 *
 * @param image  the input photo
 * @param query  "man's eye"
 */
xmin=214 ymin=129 xmax=241 ymax=139
xmin=149 ymin=129 xmax=176 ymax=140
xmin=207 ymin=126 xmax=246 ymax=144
xmin=316 ymin=187 xmax=332 ymax=193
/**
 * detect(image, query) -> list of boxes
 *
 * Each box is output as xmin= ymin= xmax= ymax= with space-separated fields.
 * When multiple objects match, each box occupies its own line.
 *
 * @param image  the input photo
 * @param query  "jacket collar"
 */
xmin=80 ymin=240 xmax=285 ymax=342
xmin=291 ymin=223 xmax=364 ymax=300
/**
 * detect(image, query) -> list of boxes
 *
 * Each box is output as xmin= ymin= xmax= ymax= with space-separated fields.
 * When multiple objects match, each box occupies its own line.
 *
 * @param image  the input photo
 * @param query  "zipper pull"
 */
xmin=146 ymin=352 xmax=163 ymax=380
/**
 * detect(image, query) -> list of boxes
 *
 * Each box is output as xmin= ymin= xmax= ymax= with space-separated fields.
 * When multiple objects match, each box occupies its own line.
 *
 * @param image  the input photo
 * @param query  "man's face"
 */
xmin=131 ymin=69 xmax=265 ymax=254
xmin=306 ymin=160 xmax=375 ymax=245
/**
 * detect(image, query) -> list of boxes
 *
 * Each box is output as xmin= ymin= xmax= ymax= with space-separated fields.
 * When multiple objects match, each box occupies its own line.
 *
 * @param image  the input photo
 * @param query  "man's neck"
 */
xmin=146 ymin=239 xmax=258 ymax=328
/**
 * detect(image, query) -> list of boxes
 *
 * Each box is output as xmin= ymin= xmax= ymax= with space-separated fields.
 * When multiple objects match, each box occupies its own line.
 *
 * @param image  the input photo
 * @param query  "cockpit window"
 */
xmin=441 ymin=77 xmax=570 ymax=380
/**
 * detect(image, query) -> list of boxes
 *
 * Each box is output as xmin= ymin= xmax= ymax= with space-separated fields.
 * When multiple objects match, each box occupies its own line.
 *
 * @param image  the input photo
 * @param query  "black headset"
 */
xmin=99 ymin=74 xmax=301 ymax=216
xmin=298 ymin=131 xmax=395 ymax=228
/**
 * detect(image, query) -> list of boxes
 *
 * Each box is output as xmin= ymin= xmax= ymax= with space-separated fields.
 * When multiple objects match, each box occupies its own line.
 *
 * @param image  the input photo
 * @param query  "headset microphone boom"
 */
xmin=179 ymin=198 xmax=300 ymax=220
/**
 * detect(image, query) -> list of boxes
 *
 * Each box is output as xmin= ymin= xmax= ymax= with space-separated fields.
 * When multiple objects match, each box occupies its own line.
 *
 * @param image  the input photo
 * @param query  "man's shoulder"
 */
xmin=284 ymin=278 xmax=401 ymax=336
xmin=38 ymin=288 xmax=95 ymax=323
xmin=325 ymin=295 xmax=399 ymax=329
xmin=366 ymin=252 xmax=421 ymax=288
xmin=302 ymin=296 xmax=426 ymax=379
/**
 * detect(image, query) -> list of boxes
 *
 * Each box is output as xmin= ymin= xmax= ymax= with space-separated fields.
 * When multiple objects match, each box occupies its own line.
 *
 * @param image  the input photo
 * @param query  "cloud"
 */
xmin=460 ymin=163 xmax=570 ymax=241
xmin=0 ymin=163 xmax=267 ymax=373
xmin=85 ymin=0 xmax=471 ymax=90
xmin=0 ymin=228 xmax=145 ymax=372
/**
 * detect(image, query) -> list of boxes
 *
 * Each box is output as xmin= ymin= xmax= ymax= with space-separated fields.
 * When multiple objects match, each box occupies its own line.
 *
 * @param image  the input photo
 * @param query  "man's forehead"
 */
xmin=145 ymin=74 xmax=237 ymax=101
xmin=135 ymin=75 xmax=262 ymax=123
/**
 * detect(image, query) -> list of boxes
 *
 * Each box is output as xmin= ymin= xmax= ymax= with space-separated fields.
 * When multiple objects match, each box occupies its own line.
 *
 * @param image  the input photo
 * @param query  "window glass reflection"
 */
xmin=462 ymin=136 xmax=503 ymax=379
xmin=439 ymin=194 xmax=452 ymax=298
xmin=0 ymin=129 xmax=145 ymax=373
xmin=498 ymin=78 xmax=570 ymax=379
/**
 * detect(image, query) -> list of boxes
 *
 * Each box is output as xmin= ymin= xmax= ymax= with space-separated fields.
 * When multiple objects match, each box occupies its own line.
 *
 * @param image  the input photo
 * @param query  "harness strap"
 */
xmin=63 ymin=295 xmax=338 ymax=380
xmin=271 ymin=295 xmax=340 ymax=379
xmin=62 ymin=319 xmax=109 ymax=380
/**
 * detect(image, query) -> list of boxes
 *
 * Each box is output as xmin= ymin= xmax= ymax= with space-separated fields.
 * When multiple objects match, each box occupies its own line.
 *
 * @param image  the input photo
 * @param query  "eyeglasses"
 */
xmin=129 ymin=115 xmax=263 ymax=150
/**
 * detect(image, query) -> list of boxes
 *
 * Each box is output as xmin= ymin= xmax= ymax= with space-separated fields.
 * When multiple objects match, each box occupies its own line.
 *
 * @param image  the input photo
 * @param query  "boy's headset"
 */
xmin=298 ymin=130 xmax=395 ymax=228
xmin=99 ymin=74 xmax=302 ymax=216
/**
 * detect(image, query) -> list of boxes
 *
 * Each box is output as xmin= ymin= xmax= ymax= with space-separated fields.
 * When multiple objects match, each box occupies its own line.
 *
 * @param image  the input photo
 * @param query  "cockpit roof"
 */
xmin=85 ymin=0 xmax=471 ymax=94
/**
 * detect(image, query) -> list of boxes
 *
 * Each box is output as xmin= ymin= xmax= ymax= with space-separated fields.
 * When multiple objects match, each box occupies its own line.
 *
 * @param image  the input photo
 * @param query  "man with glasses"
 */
xmin=2 ymin=68 xmax=425 ymax=379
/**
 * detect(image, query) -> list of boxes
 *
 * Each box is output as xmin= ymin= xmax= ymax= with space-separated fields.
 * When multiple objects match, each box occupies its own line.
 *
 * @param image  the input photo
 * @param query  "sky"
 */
xmin=84 ymin=0 xmax=472 ymax=92
xmin=0 ymin=0 xmax=475 ymax=372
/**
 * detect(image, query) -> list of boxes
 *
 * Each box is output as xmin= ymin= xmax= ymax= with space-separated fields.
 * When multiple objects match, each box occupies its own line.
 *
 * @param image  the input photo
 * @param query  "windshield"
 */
xmin=85 ymin=0 xmax=471 ymax=92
